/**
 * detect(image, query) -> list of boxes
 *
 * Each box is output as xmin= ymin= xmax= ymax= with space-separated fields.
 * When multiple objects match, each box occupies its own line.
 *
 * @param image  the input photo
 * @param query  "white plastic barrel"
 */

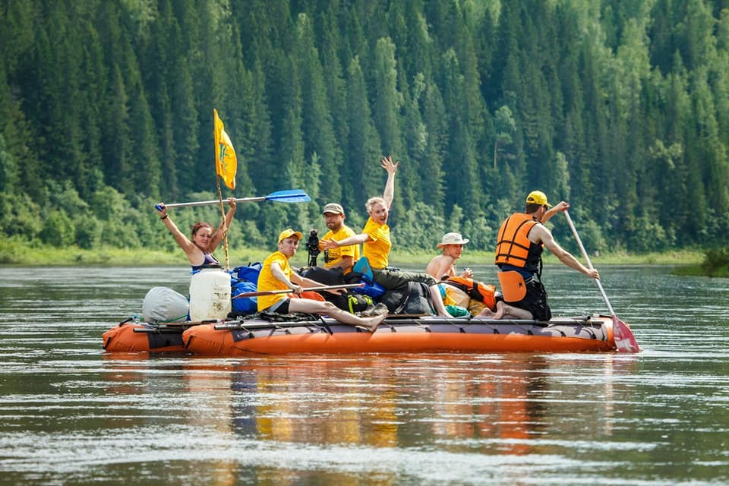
xmin=189 ymin=267 xmax=232 ymax=322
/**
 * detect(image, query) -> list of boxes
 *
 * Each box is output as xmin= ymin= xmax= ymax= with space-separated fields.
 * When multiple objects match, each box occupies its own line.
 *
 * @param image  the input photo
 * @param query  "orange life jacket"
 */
xmin=494 ymin=213 xmax=543 ymax=273
xmin=445 ymin=276 xmax=497 ymax=311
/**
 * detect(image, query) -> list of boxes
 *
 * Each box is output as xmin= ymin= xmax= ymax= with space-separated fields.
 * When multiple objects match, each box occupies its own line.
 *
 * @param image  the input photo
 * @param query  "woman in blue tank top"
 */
xmin=156 ymin=198 xmax=237 ymax=272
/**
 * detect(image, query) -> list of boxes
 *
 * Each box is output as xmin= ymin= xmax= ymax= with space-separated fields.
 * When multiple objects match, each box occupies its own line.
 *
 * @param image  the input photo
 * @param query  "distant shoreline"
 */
xmin=0 ymin=241 xmax=705 ymax=268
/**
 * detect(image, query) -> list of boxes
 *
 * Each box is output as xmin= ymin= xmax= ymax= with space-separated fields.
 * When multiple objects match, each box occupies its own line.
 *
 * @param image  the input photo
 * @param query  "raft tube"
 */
xmin=102 ymin=319 xmax=190 ymax=353
xmin=180 ymin=315 xmax=633 ymax=356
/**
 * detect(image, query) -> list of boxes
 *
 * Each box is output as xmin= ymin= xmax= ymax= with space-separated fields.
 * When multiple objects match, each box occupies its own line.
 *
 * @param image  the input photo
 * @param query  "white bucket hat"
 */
xmin=437 ymin=232 xmax=469 ymax=248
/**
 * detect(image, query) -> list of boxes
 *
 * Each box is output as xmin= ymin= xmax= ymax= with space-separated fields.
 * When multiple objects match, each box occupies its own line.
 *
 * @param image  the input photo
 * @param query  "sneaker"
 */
xmin=359 ymin=305 xmax=377 ymax=317
xmin=373 ymin=302 xmax=389 ymax=316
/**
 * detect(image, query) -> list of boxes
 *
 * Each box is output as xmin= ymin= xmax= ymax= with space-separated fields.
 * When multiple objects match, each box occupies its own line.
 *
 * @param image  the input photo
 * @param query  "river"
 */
xmin=0 ymin=265 xmax=727 ymax=485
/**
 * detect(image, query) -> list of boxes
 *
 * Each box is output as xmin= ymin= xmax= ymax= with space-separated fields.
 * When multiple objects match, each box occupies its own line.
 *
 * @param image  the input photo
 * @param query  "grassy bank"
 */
xmin=671 ymin=248 xmax=729 ymax=278
xmin=0 ymin=239 xmax=705 ymax=267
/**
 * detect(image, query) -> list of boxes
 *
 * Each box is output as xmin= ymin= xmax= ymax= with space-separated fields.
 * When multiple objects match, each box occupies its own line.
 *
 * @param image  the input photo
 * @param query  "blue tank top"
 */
xmin=191 ymin=253 xmax=220 ymax=273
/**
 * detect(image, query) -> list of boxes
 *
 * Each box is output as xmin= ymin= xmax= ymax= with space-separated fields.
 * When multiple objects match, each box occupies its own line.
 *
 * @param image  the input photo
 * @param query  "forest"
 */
xmin=1 ymin=0 xmax=728 ymax=257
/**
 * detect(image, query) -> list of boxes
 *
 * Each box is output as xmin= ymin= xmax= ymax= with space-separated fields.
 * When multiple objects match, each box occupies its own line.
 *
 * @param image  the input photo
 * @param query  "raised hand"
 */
xmin=381 ymin=155 xmax=399 ymax=175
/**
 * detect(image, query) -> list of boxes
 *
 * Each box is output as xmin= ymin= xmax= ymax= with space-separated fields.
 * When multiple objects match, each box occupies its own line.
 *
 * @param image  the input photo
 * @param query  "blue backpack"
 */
xmin=235 ymin=262 xmax=262 ymax=284
xmin=231 ymin=280 xmax=258 ymax=316
xmin=346 ymin=257 xmax=386 ymax=299
xmin=230 ymin=263 xmax=263 ymax=316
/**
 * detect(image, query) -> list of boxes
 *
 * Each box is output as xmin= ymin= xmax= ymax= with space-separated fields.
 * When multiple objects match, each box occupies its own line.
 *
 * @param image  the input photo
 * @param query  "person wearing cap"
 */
xmin=257 ymin=228 xmax=387 ymax=332
xmin=426 ymin=232 xmax=474 ymax=281
xmin=321 ymin=156 xmax=453 ymax=317
xmin=319 ymin=203 xmax=360 ymax=273
xmin=486 ymin=190 xmax=599 ymax=321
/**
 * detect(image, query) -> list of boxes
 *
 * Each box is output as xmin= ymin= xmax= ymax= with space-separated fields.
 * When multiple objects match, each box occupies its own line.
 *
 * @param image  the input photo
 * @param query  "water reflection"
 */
xmin=97 ymin=352 xmax=641 ymax=485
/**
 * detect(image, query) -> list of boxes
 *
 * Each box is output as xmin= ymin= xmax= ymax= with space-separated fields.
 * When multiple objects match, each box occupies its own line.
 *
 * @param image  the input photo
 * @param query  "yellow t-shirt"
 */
xmin=362 ymin=217 xmax=391 ymax=270
xmin=257 ymin=251 xmax=292 ymax=311
xmin=322 ymin=225 xmax=360 ymax=272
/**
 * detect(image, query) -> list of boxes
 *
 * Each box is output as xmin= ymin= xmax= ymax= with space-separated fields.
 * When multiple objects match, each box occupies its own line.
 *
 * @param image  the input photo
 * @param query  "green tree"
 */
xmin=439 ymin=49 xmax=480 ymax=217
xmin=40 ymin=209 xmax=76 ymax=247
xmin=344 ymin=57 xmax=382 ymax=213
xmin=318 ymin=7 xmax=349 ymax=180
xmin=244 ymin=59 xmax=275 ymax=195
xmin=0 ymin=133 xmax=15 ymax=194
xmin=293 ymin=13 xmax=341 ymax=204
xmin=371 ymin=37 xmax=407 ymax=215
xmin=419 ymin=80 xmax=447 ymax=215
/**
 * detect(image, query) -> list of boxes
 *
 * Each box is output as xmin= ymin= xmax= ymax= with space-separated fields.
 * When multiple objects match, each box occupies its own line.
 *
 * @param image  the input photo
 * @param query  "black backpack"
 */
xmin=380 ymin=282 xmax=434 ymax=315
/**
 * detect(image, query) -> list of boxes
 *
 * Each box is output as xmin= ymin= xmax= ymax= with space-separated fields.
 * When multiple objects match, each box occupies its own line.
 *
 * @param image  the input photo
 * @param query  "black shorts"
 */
xmin=511 ymin=279 xmax=551 ymax=321
xmin=264 ymin=298 xmax=290 ymax=314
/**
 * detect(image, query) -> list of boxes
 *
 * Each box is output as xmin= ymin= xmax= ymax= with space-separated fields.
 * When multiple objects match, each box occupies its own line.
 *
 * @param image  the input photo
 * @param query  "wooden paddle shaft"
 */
xmin=564 ymin=211 xmax=616 ymax=316
xmin=233 ymin=283 xmax=364 ymax=299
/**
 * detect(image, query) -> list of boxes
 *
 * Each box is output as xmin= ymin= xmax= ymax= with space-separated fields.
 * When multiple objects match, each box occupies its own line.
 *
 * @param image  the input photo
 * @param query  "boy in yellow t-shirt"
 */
xmin=257 ymin=229 xmax=386 ymax=332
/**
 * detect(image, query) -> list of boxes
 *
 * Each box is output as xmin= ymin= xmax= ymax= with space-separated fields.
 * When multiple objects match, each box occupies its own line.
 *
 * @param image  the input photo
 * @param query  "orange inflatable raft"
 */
xmin=179 ymin=314 xmax=638 ymax=355
xmin=102 ymin=318 xmax=191 ymax=353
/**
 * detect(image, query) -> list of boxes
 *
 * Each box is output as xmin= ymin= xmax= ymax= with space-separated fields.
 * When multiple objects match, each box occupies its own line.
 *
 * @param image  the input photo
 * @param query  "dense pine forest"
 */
xmin=1 ymin=0 xmax=728 ymax=257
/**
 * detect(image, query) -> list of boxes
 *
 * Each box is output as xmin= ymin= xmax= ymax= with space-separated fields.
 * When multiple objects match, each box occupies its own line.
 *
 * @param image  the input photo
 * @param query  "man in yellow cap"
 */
xmin=257 ymin=228 xmax=386 ymax=331
xmin=485 ymin=191 xmax=599 ymax=321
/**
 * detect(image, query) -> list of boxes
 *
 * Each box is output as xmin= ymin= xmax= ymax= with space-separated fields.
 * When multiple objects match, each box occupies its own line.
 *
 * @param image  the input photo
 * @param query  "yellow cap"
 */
xmin=278 ymin=229 xmax=303 ymax=243
xmin=526 ymin=190 xmax=551 ymax=207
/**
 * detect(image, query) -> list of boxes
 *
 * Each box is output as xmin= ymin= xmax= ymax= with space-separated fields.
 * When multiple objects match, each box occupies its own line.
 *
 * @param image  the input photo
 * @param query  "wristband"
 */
xmin=160 ymin=215 xmax=168 ymax=220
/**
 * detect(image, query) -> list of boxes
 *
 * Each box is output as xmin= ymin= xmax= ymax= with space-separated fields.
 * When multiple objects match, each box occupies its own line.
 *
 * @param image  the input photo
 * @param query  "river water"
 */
xmin=0 ymin=265 xmax=727 ymax=485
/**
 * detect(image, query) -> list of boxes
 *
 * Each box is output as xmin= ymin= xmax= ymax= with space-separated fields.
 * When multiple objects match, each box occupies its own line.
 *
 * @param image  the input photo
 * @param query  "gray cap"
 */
xmin=322 ymin=203 xmax=344 ymax=215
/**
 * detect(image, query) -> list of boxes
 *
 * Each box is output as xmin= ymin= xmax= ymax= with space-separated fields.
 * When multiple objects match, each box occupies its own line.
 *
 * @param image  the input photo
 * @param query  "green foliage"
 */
xmin=700 ymin=247 xmax=729 ymax=277
xmin=462 ymin=213 xmax=496 ymax=251
xmin=0 ymin=0 xmax=727 ymax=255
xmin=0 ymin=135 xmax=16 ymax=193
xmin=392 ymin=202 xmax=445 ymax=251
xmin=627 ymin=212 xmax=677 ymax=253
xmin=572 ymin=219 xmax=608 ymax=255
xmin=40 ymin=209 xmax=76 ymax=247
xmin=74 ymin=215 xmax=103 ymax=250
xmin=0 ymin=192 xmax=42 ymax=239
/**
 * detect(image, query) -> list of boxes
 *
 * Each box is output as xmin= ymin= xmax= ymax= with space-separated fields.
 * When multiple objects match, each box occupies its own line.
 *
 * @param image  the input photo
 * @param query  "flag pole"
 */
xmin=216 ymin=175 xmax=231 ymax=271
xmin=214 ymin=110 xmax=230 ymax=272
xmin=213 ymin=108 xmax=236 ymax=271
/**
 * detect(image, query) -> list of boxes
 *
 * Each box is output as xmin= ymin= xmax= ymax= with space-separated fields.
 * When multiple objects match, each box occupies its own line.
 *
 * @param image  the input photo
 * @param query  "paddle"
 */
xmin=563 ymin=210 xmax=640 ymax=353
xmin=156 ymin=189 xmax=311 ymax=209
xmin=232 ymin=283 xmax=364 ymax=299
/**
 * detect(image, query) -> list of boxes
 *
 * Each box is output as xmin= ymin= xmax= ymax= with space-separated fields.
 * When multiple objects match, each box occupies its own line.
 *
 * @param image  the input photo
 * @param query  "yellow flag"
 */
xmin=213 ymin=109 xmax=237 ymax=190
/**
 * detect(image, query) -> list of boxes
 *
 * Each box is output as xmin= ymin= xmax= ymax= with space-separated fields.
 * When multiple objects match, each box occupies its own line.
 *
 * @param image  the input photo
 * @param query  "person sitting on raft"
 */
xmin=321 ymin=156 xmax=453 ymax=318
xmin=319 ymin=203 xmax=360 ymax=274
xmin=258 ymin=229 xmax=387 ymax=332
xmin=156 ymin=198 xmax=236 ymax=272
xmin=426 ymin=232 xmax=474 ymax=281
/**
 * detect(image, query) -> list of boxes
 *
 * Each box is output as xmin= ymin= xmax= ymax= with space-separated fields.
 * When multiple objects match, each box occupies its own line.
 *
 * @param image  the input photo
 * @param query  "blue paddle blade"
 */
xmin=264 ymin=189 xmax=311 ymax=203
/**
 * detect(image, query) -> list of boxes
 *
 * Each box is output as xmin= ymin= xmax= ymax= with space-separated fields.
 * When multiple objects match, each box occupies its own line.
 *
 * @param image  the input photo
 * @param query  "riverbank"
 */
xmin=0 ymin=239 xmax=705 ymax=267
